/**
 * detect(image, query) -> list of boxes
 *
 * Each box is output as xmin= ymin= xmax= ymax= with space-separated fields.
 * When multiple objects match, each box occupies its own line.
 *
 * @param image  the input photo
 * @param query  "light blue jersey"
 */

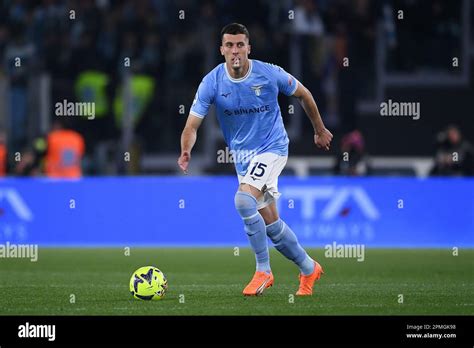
xmin=190 ymin=59 xmax=298 ymax=175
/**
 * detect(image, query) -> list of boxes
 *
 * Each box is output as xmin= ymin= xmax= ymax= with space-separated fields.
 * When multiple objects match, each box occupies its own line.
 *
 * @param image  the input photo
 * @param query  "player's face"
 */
xmin=220 ymin=34 xmax=251 ymax=70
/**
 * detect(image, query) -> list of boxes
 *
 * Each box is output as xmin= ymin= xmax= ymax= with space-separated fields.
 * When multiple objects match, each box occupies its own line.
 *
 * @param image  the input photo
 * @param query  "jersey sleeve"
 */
xmin=267 ymin=63 xmax=298 ymax=96
xmin=190 ymin=73 xmax=216 ymax=118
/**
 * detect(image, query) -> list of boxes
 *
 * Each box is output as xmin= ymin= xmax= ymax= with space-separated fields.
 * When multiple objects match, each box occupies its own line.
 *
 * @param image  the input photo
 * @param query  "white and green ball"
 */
xmin=129 ymin=266 xmax=168 ymax=301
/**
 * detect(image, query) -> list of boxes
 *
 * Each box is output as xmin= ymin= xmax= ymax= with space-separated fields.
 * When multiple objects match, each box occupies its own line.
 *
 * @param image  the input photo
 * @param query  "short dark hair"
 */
xmin=220 ymin=23 xmax=250 ymax=42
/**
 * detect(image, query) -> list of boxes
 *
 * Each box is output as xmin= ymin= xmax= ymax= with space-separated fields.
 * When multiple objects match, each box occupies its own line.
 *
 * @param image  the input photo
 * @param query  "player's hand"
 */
xmin=178 ymin=151 xmax=191 ymax=174
xmin=314 ymin=128 xmax=333 ymax=151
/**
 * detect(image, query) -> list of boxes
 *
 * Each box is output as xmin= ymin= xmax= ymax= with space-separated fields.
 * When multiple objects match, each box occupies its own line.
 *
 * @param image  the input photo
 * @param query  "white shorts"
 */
xmin=237 ymin=152 xmax=288 ymax=210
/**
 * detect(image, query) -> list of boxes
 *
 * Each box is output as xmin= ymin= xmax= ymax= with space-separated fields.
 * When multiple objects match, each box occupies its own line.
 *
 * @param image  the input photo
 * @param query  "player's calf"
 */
xmin=234 ymin=191 xmax=271 ymax=275
xmin=266 ymin=219 xmax=315 ymax=275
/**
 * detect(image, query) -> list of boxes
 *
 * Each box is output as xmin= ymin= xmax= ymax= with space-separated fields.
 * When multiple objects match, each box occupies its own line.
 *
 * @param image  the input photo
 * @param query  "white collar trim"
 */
xmin=225 ymin=59 xmax=253 ymax=83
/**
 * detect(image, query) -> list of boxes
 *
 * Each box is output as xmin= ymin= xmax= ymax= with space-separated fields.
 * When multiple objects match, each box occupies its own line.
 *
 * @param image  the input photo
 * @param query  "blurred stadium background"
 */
xmin=0 ymin=0 xmax=472 ymax=247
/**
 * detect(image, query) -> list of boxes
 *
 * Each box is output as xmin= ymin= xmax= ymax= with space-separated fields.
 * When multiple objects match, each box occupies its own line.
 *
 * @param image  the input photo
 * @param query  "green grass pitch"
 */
xmin=0 ymin=248 xmax=472 ymax=315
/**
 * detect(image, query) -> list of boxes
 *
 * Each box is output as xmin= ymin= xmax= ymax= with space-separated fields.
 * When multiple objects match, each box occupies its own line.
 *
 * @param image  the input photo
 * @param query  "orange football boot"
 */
xmin=243 ymin=271 xmax=274 ymax=296
xmin=296 ymin=261 xmax=324 ymax=296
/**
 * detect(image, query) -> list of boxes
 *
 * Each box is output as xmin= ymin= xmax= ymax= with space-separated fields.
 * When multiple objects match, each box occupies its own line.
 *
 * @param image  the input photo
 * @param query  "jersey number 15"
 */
xmin=249 ymin=162 xmax=267 ymax=177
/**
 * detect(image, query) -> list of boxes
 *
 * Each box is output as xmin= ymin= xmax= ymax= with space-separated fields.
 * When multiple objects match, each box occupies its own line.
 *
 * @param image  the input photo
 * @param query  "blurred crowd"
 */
xmin=386 ymin=0 xmax=463 ymax=72
xmin=430 ymin=125 xmax=474 ymax=176
xmin=332 ymin=126 xmax=473 ymax=177
xmin=0 ymin=0 xmax=471 ymax=177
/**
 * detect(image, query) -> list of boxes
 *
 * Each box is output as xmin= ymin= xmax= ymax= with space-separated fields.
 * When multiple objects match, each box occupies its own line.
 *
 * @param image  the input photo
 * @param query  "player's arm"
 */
xmin=178 ymin=114 xmax=203 ymax=174
xmin=293 ymin=82 xmax=333 ymax=151
xmin=178 ymin=71 xmax=215 ymax=173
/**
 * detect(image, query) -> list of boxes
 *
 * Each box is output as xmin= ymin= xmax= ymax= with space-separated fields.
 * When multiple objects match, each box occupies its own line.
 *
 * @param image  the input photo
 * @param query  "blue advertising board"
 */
xmin=0 ymin=177 xmax=472 ymax=247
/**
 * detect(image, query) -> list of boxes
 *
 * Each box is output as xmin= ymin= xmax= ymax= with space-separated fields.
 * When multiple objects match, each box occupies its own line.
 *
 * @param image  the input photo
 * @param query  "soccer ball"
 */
xmin=129 ymin=266 xmax=168 ymax=301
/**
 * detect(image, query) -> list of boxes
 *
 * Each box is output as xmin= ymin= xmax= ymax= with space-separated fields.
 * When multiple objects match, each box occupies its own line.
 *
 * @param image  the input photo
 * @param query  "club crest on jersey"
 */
xmin=251 ymin=85 xmax=263 ymax=96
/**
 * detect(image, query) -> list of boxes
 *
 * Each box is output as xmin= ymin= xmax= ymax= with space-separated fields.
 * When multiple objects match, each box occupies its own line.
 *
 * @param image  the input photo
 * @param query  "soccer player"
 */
xmin=178 ymin=23 xmax=333 ymax=296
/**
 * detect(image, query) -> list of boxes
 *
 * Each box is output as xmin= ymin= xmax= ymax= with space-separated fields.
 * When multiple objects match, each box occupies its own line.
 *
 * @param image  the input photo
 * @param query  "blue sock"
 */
xmin=266 ymin=219 xmax=314 ymax=275
xmin=234 ymin=191 xmax=271 ymax=273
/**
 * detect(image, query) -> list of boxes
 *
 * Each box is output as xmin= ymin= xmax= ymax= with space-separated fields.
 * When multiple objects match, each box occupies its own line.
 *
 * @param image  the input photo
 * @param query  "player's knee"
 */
xmin=238 ymin=183 xmax=252 ymax=193
xmin=234 ymin=191 xmax=258 ymax=218
xmin=266 ymin=219 xmax=284 ymax=243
